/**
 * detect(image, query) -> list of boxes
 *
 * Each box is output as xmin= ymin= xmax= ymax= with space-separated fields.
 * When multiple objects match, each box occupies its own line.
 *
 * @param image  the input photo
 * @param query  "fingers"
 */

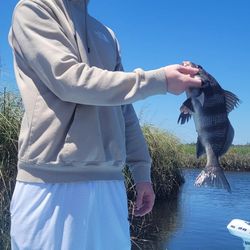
xmin=178 ymin=62 xmax=202 ymax=87
xmin=182 ymin=61 xmax=192 ymax=67
xmin=164 ymin=62 xmax=202 ymax=95
xmin=178 ymin=65 xmax=199 ymax=76
xmin=135 ymin=190 xmax=143 ymax=213
xmin=183 ymin=74 xmax=202 ymax=88
xmin=134 ymin=199 xmax=153 ymax=217
xmin=134 ymin=185 xmax=155 ymax=217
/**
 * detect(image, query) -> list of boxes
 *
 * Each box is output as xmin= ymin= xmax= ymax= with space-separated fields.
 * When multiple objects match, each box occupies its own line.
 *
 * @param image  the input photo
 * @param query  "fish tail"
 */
xmin=194 ymin=165 xmax=231 ymax=193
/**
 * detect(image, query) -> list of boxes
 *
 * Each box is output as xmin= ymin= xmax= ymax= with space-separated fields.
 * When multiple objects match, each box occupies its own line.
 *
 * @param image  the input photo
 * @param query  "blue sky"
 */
xmin=1 ymin=0 xmax=250 ymax=144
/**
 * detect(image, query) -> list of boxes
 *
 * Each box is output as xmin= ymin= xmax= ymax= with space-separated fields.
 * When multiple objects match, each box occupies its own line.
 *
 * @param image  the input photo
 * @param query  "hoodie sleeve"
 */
xmin=8 ymin=1 xmax=167 ymax=106
xmin=111 ymin=33 xmax=152 ymax=183
xmin=122 ymin=104 xmax=152 ymax=183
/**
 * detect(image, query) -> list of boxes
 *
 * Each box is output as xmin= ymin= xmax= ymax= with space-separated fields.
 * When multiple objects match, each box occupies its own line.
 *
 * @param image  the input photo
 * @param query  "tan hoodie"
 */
xmin=8 ymin=0 xmax=167 ymax=183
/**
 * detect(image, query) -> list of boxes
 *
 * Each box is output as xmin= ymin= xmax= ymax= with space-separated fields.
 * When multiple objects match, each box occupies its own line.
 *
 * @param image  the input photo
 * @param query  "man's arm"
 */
xmin=9 ymin=1 xmax=167 ymax=106
xmin=121 ymin=104 xmax=152 ymax=183
xmin=113 ymin=34 xmax=155 ymax=216
xmin=121 ymin=104 xmax=155 ymax=217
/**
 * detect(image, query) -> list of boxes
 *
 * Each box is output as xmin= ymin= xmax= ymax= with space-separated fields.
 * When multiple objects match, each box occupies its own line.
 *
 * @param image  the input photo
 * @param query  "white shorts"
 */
xmin=10 ymin=180 xmax=131 ymax=250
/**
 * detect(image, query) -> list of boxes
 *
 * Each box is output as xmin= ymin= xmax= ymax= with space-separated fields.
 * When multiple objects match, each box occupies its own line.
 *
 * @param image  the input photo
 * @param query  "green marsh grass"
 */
xmin=0 ymin=89 xmax=22 ymax=250
xmin=125 ymin=124 xmax=185 ymax=249
xmin=181 ymin=143 xmax=250 ymax=170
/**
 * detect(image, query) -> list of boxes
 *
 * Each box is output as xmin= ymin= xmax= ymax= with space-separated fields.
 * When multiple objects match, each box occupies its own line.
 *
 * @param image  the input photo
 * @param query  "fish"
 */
xmin=178 ymin=61 xmax=240 ymax=192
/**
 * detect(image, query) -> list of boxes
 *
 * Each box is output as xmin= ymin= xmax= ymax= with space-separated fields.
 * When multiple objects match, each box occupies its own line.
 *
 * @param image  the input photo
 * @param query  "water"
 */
xmin=147 ymin=169 xmax=250 ymax=250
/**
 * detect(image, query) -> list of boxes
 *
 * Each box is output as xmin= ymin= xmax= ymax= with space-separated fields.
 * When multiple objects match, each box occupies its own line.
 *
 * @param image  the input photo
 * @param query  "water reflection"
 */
xmin=130 ymin=196 xmax=182 ymax=250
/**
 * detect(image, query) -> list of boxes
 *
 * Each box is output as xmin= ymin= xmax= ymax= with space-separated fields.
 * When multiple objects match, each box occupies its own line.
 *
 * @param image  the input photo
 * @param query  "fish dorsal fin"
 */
xmin=224 ymin=90 xmax=240 ymax=113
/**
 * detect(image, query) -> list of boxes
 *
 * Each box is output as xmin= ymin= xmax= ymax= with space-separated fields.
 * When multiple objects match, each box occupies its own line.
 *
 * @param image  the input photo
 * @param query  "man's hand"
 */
xmin=134 ymin=182 xmax=155 ymax=217
xmin=164 ymin=64 xmax=202 ymax=95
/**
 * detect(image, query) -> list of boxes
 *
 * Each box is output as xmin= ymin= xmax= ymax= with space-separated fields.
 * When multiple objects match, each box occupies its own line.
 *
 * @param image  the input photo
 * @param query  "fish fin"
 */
xmin=177 ymin=99 xmax=193 ymax=124
xmin=196 ymin=137 xmax=205 ymax=158
xmin=223 ymin=90 xmax=240 ymax=113
xmin=177 ymin=112 xmax=192 ymax=124
xmin=218 ymin=122 xmax=234 ymax=156
xmin=183 ymin=98 xmax=194 ymax=112
xmin=194 ymin=165 xmax=231 ymax=193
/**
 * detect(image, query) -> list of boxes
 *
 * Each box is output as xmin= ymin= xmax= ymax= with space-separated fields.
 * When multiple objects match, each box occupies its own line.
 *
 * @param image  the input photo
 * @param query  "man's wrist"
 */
xmin=131 ymin=166 xmax=151 ymax=184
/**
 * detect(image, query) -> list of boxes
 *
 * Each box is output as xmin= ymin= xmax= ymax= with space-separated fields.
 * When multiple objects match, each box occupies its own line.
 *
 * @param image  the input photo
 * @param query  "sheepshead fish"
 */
xmin=178 ymin=61 xmax=240 ymax=192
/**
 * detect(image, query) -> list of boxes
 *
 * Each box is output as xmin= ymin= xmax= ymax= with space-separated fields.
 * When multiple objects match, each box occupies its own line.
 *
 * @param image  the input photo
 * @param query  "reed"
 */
xmin=0 ymin=89 xmax=22 ymax=250
xmin=181 ymin=143 xmax=250 ymax=170
xmin=124 ymin=124 xmax=185 ymax=201
xmin=124 ymin=124 xmax=185 ymax=249
xmin=143 ymin=124 xmax=185 ymax=199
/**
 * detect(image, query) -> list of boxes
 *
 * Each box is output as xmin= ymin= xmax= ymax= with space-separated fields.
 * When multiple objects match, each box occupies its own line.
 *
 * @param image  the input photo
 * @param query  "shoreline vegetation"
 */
xmin=181 ymin=143 xmax=250 ymax=171
xmin=0 ymin=89 xmax=249 ymax=249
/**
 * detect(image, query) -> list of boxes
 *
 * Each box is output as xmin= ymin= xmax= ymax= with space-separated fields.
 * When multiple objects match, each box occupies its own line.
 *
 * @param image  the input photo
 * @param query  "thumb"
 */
xmin=178 ymin=65 xmax=199 ymax=76
xmin=135 ymin=190 xmax=144 ymax=210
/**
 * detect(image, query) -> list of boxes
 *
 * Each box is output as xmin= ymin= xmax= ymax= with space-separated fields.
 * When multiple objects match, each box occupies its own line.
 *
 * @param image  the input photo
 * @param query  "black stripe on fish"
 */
xmin=211 ymin=143 xmax=229 ymax=156
xmin=206 ymin=138 xmax=228 ymax=156
xmin=199 ymin=121 xmax=228 ymax=134
xmin=202 ymin=126 xmax=233 ymax=157
xmin=202 ymin=105 xmax=227 ymax=116
xmin=198 ymin=114 xmax=228 ymax=128
xmin=202 ymin=94 xmax=225 ymax=107
xmin=199 ymin=135 xmax=227 ymax=150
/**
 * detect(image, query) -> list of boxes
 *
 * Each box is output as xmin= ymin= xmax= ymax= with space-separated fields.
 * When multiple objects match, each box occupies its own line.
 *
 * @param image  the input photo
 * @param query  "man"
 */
xmin=8 ymin=0 xmax=201 ymax=249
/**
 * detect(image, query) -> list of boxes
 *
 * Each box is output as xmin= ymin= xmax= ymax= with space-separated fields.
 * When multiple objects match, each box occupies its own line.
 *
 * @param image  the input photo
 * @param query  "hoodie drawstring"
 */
xmin=84 ymin=0 xmax=90 ymax=53
xmin=66 ymin=0 xmax=90 ymax=54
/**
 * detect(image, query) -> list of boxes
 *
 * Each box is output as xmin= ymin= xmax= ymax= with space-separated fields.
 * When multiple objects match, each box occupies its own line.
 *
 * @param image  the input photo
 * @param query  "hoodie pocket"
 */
xmin=24 ymin=92 xmax=77 ymax=163
xmin=57 ymin=105 xmax=126 ymax=164
xmin=27 ymin=94 xmax=43 ymax=152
